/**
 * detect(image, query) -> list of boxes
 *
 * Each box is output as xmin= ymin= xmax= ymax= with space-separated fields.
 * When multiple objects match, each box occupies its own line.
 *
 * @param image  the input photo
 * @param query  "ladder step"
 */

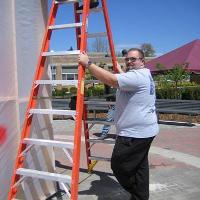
xmin=87 ymin=32 xmax=107 ymax=38
xmin=55 ymin=0 xmax=79 ymax=4
xmin=49 ymin=22 xmax=82 ymax=30
xmin=35 ymin=80 xmax=78 ymax=86
xmin=29 ymin=109 xmax=76 ymax=116
xmin=35 ymin=80 xmax=100 ymax=86
xmin=88 ymin=138 xmax=115 ymax=144
xmin=89 ymin=156 xmax=111 ymax=162
xmin=16 ymin=168 xmax=71 ymax=184
xmin=42 ymin=50 xmax=80 ymax=57
xmin=23 ymin=138 xmax=74 ymax=149
xmin=76 ymin=7 xmax=103 ymax=14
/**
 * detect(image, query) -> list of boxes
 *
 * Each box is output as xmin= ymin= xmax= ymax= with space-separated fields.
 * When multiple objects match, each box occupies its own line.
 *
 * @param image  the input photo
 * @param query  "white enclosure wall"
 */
xmin=0 ymin=1 xmax=56 ymax=199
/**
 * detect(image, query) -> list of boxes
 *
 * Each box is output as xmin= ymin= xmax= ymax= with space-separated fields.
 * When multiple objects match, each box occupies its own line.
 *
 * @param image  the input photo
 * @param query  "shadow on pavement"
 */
xmin=55 ymin=160 xmax=130 ymax=200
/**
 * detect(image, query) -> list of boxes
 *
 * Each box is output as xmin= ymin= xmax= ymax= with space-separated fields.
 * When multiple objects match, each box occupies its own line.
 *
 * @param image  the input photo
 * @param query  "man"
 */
xmin=122 ymin=49 xmax=128 ymax=57
xmin=78 ymin=48 xmax=159 ymax=200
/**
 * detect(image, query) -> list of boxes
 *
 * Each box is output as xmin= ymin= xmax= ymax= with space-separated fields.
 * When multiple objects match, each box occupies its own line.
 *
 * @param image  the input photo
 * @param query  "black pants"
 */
xmin=111 ymin=136 xmax=155 ymax=200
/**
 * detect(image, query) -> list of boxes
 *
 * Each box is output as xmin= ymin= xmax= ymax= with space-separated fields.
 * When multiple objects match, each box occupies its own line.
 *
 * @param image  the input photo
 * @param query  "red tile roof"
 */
xmin=146 ymin=39 xmax=200 ymax=73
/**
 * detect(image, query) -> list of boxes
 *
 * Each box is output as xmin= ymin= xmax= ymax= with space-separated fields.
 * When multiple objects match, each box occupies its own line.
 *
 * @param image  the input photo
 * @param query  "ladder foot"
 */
xmin=88 ymin=160 xmax=98 ymax=173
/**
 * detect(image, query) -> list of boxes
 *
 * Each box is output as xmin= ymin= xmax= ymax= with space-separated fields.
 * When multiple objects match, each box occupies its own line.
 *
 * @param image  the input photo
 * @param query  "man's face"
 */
xmin=125 ymin=50 xmax=144 ymax=71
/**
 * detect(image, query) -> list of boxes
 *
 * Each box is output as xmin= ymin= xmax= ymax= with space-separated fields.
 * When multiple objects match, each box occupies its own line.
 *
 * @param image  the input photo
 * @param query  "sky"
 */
xmin=49 ymin=0 xmax=200 ymax=56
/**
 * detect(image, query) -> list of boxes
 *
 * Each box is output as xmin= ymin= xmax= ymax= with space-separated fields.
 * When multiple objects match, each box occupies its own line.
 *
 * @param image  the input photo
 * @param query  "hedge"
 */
xmin=156 ymin=86 xmax=200 ymax=100
xmin=52 ymin=85 xmax=200 ymax=100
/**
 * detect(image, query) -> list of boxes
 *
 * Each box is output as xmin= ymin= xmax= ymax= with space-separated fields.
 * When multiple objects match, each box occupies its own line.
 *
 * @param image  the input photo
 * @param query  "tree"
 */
xmin=155 ymin=63 xmax=190 ymax=99
xmin=165 ymin=64 xmax=190 ymax=98
xmin=68 ymin=46 xmax=73 ymax=51
xmin=140 ymin=43 xmax=155 ymax=57
xmin=155 ymin=63 xmax=165 ymax=71
xmin=91 ymin=37 xmax=108 ymax=52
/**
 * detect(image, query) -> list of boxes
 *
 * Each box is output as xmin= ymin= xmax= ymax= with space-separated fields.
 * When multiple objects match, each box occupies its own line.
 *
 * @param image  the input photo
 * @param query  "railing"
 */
xmin=52 ymin=98 xmax=200 ymax=124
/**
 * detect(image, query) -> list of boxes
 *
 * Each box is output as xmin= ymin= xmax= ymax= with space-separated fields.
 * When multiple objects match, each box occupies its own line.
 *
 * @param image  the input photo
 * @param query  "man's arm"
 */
xmin=79 ymin=53 xmax=119 ymax=88
xmin=88 ymin=63 xmax=118 ymax=87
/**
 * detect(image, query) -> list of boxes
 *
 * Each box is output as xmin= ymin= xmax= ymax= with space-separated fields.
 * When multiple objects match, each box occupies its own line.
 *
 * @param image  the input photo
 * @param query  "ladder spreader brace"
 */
xmin=8 ymin=0 xmax=117 ymax=200
xmin=84 ymin=100 xmax=116 ymax=173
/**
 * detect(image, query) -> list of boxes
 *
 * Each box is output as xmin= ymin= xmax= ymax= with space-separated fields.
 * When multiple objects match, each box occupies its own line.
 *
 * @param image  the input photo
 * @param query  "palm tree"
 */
xmin=165 ymin=64 xmax=190 ymax=98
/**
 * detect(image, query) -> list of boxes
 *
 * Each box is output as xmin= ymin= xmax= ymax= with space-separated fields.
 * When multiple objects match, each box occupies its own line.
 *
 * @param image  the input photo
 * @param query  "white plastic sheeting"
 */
xmin=0 ymin=1 xmax=57 ymax=199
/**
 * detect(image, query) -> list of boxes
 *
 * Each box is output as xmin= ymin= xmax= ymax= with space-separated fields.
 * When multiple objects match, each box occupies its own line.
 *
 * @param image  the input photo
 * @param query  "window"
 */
xmin=67 ymin=74 xmax=74 ymax=80
xmin=51 ymin=66 xmax=56 ymax=80
xmin=62 ymin=73 xmax=78 ymax=80
xmin=62 ymin=66 xmax=78 ymax=80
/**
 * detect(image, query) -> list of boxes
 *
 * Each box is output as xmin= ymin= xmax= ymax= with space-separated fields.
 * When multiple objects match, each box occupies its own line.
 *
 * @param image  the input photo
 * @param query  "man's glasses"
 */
xmin=124 ymin=57 xmax=142 ymax=62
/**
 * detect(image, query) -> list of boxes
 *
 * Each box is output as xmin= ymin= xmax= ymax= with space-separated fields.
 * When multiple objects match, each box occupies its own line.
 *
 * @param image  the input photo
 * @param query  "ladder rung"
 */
xmin=16 ymin=168 xmax=71 ymax=184
xmin=35 ymin=80 xmax=101 ymax=86
xmin=35 ymin=80 xmax=78 ymax=86
xmin=87 ymin=32 xmax=107 ymax=38
xmin=29 ymin=109 xmax=76 ymax=116
xmin=89 ymin=156 xmax=111 ymax=161
xmin=86 ymin=120 xmax=114 ymax=125
xmin=76 ymin=7 xmax=103 ymax=14
xmin=55 ymin=0 xmax=79 ymax=4
xmin=49 ymin=22 xmax=82 ymax=30
xmin=23 ymin=138 xmax=74 ymax=149
xmin=42 ymin=50 xmax=80 ymax=57
xmin=88 ymin=138 xmax=115 ymax=144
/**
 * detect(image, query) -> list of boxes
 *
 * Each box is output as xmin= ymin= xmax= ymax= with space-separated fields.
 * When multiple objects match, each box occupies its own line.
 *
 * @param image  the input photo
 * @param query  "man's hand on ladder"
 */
xmin=78 ymin=52 xmax=90 ymax=67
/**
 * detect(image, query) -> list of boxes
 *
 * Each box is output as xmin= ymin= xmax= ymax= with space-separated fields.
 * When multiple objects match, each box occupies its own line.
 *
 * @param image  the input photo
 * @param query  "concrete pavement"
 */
xmin=53 ymin=120 xmax=200 ymax=200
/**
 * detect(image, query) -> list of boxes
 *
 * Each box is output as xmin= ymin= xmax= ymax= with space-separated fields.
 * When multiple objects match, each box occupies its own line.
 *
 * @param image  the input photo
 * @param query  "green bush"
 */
xmin=85 ymin=84 xmax=104 ymax=97
xmin=70 ymin=86 xmax=77 ymax=94
xmin=156 ymin=86 xmax=200 ymax=100
xmin=181 ymin=86 xmax=200 ymax=100
xmin=156 ymin=87 xmax=176 ymax=99
xmin=52 ymin=87 xmax=70 ymax=97
xmin=93 ymin=85 xmax=104 ymax=96
xmin=54 ymin=87 xmax=77 ymax=97
xmin=85 ymin=88 xmax=93 ymax=97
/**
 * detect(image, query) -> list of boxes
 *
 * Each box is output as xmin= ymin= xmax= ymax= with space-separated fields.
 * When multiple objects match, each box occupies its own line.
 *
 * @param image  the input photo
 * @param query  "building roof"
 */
xmin=49 ymin=52 xmax=126 ymax=66
xmin=146 ymin=39 xmax=200 ymax=73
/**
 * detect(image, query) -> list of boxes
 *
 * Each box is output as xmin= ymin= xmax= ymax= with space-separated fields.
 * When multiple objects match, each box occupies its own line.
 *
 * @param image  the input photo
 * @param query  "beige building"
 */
xmin=49 ymin=53 xmax=153 ymax=90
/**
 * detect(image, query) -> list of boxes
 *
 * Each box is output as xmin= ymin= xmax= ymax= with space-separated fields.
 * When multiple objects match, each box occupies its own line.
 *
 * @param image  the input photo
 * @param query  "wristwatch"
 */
xmin=87 ymin=60 xmax=92 ymax=67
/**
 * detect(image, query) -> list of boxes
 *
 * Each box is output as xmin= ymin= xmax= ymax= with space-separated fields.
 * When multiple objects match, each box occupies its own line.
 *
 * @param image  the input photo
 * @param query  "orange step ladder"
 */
xmin=8 ymin=0 xmax=117 ymax=199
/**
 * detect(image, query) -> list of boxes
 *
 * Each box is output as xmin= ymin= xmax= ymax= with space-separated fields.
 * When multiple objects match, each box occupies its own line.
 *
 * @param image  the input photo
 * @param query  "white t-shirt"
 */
xmin=115 ymin=68 xmax=159 ymax=138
